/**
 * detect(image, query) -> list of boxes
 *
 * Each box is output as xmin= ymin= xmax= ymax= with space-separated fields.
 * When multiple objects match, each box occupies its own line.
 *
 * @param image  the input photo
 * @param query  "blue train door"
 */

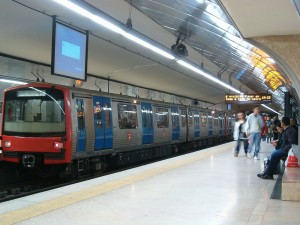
xmin=141 ymin=102 xmax=154 ymax=144
xmin=76 ymin=98 xmax=86 ymax=152
xmin=93 ymin=96 xmax=113 ymax=150
xmin=194 ymin=109 xmax=200 ymax=138
xmin=171 ymin=106 xmax=180 ymax=140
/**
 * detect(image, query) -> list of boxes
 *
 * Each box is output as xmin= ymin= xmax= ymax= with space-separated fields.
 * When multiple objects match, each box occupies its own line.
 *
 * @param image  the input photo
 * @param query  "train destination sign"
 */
xmin=225 ymin=94 xmax=272 ymax=104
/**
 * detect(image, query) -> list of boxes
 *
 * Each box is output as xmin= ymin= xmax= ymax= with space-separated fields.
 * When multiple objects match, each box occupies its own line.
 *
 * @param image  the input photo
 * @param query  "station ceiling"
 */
xmin=0 ymin=0 xmax=299 ymax=113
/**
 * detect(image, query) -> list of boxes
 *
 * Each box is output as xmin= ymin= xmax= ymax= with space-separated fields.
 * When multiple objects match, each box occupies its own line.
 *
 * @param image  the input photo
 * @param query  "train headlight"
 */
xmin=54 ymin=142 xmax=63 ymax=149
xmin=4 ymin=141 xmax=11 ymax=148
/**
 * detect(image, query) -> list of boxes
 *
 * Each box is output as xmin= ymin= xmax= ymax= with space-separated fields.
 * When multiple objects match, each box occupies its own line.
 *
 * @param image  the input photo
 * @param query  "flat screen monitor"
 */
xmin=51 ymin=19 xmax=88 ymax=81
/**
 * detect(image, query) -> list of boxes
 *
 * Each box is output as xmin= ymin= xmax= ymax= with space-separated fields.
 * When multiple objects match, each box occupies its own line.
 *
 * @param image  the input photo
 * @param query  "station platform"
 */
xmin=1 ymin=142 xmax=300 ymax=225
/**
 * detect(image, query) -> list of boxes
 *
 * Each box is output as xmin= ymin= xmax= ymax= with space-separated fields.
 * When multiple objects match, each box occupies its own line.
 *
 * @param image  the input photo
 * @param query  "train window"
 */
xmin=94 ymin=101 xmax=102 ymax=128
xmin=214 ymin=115 xmax=218 ymax=127
xmin=219 ymin=113 xmax=223 ymax=128
xmin=148 ymin=111 xmax=153 ymax=128
xmin=77 ymin=99 xmax=85 ymax=131
xmin=208 ymin=114 xmax=213 ymax=128
xmin=201 ymin=113 xmax=207 ymax=127
xmin=142 ymin=107 xmax=153 ymax=128
xmin=156 ymin=107 xmax=169 ymax=128
xmin=3 ymin=87 xmax=65 ymax=137
xmin=171 ymin=110 xmax=179 ymax=128
xmin=142 ymin=108 xmax=147 ymax=128
xmin=188 ymin=110 xmax=193 ymax=127
xmin=181 ymin=109 xmax=186 ymax=127
xmin=118 ymin=103 xmax=138 ymax=129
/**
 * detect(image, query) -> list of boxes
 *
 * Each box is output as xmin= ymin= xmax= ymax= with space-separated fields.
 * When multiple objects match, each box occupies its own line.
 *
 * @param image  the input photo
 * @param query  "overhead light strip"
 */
xmin=262 ymin=104 xmax=281 ymax=115
xmin=177 ymin=60 xmax=242 ymax=94
xmin=0 ymin=79 xmax=28 ymax=85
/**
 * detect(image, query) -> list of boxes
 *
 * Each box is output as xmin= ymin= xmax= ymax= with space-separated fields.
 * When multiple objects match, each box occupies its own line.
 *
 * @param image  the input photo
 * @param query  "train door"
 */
xmin=224 ymin=113 xmax=228 ymax=136
xmin=194 ymin=109 xmax=200 ymax=138
xmin=188 ymin=108 xmax=194 ymax=140
xmin=171 ymin=106 xmax=180 ymax=141
xmin=141 ymin=102 xmax=154 ymax=144
xmin=208 ymin=112 xmax=213 ymax=136
xmin=200 ymin=112 xmax=208 ymax=137
xmin=219 ymin=113 xmax=223 ymax=135
xmin=180 ymin=108 xmax=187 ymax=142
xmin=76 ymin=98 xmax=86 ymax=152
xmin=93 ymin=96 xmax=113 ymax=150
xmin=213 ymin=113 xmax=219 ymax=135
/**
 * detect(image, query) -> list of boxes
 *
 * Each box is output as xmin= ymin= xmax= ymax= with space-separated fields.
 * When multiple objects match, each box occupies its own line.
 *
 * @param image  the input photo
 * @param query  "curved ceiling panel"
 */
xmin=126 ymin=0 xmax=292 ymax=109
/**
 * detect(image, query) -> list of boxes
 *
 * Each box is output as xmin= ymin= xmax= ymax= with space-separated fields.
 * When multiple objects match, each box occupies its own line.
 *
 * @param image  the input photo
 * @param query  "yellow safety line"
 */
xmin=0 ymin=142 xmax=233 ymax=225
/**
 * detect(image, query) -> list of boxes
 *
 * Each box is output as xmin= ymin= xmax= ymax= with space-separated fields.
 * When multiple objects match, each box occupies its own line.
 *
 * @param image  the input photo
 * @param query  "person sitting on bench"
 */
xmin=257 ymin=116 xmax=297 ymax=180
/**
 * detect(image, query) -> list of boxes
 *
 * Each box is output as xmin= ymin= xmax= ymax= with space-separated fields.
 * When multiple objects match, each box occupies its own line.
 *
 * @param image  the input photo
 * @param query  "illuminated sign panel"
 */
xmin=225 ymin=94 xmax=272 ymax=104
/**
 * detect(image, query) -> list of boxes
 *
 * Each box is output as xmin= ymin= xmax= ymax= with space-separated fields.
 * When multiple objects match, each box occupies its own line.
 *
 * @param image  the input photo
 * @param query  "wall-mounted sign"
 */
xmin=225 ymin=94 xmax=272 ymax=104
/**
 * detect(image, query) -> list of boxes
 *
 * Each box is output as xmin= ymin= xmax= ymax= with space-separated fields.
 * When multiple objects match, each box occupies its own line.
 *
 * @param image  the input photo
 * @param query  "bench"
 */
xmin=282 ymin=167 xmax=300 ymax=201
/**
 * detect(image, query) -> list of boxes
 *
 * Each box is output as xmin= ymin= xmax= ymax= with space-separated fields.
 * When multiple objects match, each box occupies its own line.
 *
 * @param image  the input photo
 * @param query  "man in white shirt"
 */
xmin=245 ymin=106 xmax=264 ymax=160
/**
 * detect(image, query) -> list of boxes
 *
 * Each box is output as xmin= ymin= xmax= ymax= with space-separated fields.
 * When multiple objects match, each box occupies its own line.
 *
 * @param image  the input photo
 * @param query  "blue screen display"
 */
xmin=53 ymin=23 xmax=87 ymax=80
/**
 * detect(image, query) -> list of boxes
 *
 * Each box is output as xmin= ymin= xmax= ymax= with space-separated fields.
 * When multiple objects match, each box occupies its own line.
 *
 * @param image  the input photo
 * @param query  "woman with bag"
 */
xmin=233 ymin=112 xmax=248 ymax=157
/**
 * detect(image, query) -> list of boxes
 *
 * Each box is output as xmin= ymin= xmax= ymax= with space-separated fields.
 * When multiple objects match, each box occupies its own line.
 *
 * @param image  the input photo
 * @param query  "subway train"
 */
xmin=0 ymin=83 xmax=233 ymax=176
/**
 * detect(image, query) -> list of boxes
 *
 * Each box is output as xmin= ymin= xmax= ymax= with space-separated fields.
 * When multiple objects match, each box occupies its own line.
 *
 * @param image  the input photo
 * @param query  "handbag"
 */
xmin=285 ymin=148 xmax=299 ymax=168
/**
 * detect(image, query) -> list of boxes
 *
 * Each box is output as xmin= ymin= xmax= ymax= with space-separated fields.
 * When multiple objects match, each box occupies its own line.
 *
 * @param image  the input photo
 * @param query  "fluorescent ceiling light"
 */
xmin=0 ymin=79 xmax=28 ymax=85
xmin=262 ymin=104 xmax=281 ymax=115
xmin=177 ymin=60 xmax=242 ymax=94
xmin=123 ymin=33 xmax=175 ymax=59
xmin=52 ymin=0 xmax=174 ymax=60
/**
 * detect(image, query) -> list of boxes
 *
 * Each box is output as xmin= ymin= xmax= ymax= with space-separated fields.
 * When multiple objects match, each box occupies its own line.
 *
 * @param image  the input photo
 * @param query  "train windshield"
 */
xmin=3 ymin=87 xmax=65 ymax=137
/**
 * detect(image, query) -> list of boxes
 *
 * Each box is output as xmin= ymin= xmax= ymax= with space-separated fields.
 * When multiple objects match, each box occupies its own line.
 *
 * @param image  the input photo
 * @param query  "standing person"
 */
xmin=261 ymin=116 xmax=268 ymax=142
xmin=233 ymin=112 xmax=249 ymax=157
xmin=257 ymin=117 xmax=297 ymax=179
xmin=266 ymin=116 xmax=273 ymax=143
xmin=245 ymin=106 xmax=264 ymax=160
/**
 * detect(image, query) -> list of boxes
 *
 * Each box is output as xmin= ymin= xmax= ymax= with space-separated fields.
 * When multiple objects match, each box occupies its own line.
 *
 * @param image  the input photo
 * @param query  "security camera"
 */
xmin=171 ymin=34 xmax=188 ymax=57
xmin=171 ymin=43 xmax=188 ymax=56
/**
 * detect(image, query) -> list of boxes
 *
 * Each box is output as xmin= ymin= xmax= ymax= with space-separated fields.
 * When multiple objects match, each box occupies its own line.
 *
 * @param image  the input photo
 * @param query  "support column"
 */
xmin=284 ymin=92 xmax=292 ymax=118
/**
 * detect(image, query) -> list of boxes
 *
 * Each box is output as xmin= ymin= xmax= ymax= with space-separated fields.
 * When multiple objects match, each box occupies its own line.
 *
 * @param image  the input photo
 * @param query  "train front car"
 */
xmin=1 ymin=84 xmax=72 ymax=172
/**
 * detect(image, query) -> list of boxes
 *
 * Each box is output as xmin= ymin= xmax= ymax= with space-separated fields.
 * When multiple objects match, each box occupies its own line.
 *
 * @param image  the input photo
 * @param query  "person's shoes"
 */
xmin=257 ymin=173 xmax=265 ymax=178
xmin=247 ymin=153 xmax=252 ymax=158
xmin=257 ymin=173 xmax=273 ymax=180
xmin=234 ymin=153 xmax=238 ymax=157
xmin=254 ymin=156 xmax=259 ymax=160
xmin=261 ymin=174 xmax=274 ymax=180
